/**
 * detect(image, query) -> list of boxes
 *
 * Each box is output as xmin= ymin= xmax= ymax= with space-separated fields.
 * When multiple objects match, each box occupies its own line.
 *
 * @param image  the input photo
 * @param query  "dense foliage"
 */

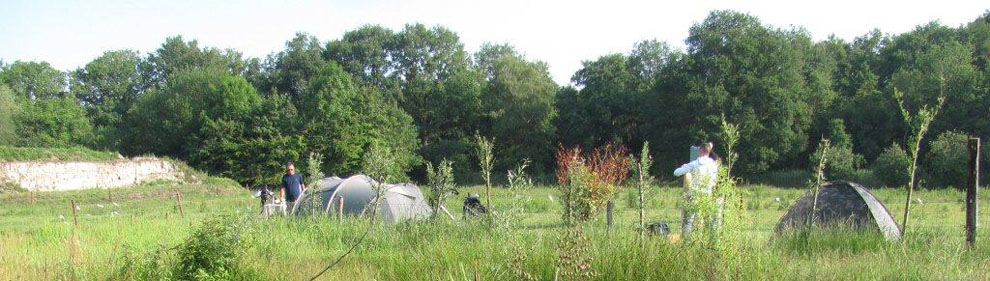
xmin=2 ymin=10 xmax=989 ymax=188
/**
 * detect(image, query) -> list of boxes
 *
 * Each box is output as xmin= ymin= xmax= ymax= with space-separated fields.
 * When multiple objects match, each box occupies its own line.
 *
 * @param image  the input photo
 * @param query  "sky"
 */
xmin=0 ymin=0 xmax=986 ymax=86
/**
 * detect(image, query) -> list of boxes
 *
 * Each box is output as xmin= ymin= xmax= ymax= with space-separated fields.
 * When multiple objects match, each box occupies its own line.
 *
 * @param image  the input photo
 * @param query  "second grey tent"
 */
xmin=774 ymin=181 xmax=901 ymax=241
xmin=292 ymin=175 xmax=432 ymax=223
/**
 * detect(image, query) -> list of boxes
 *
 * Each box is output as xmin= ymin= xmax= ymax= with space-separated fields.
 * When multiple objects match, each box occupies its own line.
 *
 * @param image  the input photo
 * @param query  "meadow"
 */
xmin=1 ymin=178 xmax=988 ymax=281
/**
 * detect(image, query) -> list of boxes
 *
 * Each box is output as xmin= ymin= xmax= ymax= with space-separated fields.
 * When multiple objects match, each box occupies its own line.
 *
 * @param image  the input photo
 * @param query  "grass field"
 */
xmin=0 ymin=146 xmax=122 ymax=162
xmin=1 ymin=178 xmax=988 ymax=280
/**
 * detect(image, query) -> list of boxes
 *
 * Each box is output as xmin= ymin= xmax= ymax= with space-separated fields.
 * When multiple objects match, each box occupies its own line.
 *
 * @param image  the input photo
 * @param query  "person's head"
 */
xmin=285 ymin=161 xmax=295 ymax=175
xmin=699 ymin=142 xmax=714 ymax=157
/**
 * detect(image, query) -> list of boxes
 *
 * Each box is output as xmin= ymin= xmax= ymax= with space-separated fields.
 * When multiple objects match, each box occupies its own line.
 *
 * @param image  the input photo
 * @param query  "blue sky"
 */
xmin=1 ymin=0 xmax=986 ymax=86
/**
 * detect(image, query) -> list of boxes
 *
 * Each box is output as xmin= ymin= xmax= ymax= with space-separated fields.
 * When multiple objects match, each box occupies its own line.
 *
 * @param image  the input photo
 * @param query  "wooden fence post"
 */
xmin=70 ymin=200 xmax=78 ymax=227
xmin=107 ymin=188 xmax=112 ymax=203
xmin=338 ymin=196 xmax=344 ymax=221
xmin=966 ymin=138 xmax=980 ymax=247
xmin=175 ymin=191 xmax=185 ymax=218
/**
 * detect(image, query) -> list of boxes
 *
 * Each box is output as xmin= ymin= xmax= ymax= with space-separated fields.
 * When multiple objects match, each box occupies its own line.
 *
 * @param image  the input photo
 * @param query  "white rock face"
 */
xmin=0 ymin=158 xmax=182 ymax=191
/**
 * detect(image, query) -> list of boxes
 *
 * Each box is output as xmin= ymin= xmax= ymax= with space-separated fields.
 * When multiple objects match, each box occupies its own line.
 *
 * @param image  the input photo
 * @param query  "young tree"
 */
xmin=893 ymin=86 xmax=946 ymax=236
xmin=425 ymin=159 xmax=456 ymax=217
xmin=475 ymin=134 xmax=495 ymax=219
xmin=810 ymin=138 xmax=831 ymax=221
xmin=632 ymin=142 xmax=654 ymax=236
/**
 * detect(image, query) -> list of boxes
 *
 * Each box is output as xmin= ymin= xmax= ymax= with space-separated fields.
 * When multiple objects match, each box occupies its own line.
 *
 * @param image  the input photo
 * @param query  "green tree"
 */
xmin=925 ymin=131 xmax=974 ymax=188
xmin=121 ymin=67 xmax=261 ymax=159
xmin=0 ymin=86 xmax=20 ymax=145
xmin=193 ymin=94 xmax=306 ymax=187
xmin=141 ymin=36 xmax=248 ymax=89
xmin=300 ymin=62 xmax=420 ymax=178
xmin=325 ymin=25 xmax=400 ymax=93
xmin=476 ymin=44 xmax=557 ymax=172
xmin=327 ymin=24 xmax=483 ymax=177
xmin=261 ymin=32 xmax=327 ymax=99
xmin=679 ymin=10 xmax=814 ymax=175
xmin=0 ymin=61 xmax=66 ymax=99
xmin=15 ymin=97 xmax=93 ymax=147
xmin=557 ymin=40 xmax=677 ymax=151
xmin=70 ymin=50 xmax=143 ymax=148
xmin=872 ymin=143 xmax=912 ymax=187
xmin=809 ymin=119 xmax=865 ymax=180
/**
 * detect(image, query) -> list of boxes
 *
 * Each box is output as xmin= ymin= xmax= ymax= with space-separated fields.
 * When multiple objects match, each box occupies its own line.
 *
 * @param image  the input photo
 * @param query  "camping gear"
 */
xmin=462 ymin=194 xmax=487 ymax=218
xmin=774 ymin=181 xmax=902 ymax=241
xmin=253 ymin=185 xmax=285 ymax=217
xmin=292 ymin=175 xmax=433 ymax=223
xmin=646 ymin=221 xmax=671 ymax=236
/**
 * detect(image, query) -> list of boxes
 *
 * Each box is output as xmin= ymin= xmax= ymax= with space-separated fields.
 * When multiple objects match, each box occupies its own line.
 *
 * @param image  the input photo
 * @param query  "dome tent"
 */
xmin=774 ymin=181 xmax=902 ymax=241
xmin=292 ymin=175 xmax=433 ymax=223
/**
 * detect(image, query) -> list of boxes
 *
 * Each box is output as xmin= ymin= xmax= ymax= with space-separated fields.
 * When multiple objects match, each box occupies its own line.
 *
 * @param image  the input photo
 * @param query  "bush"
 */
xmin=925 ymin=131 xmax=971 ymax=188
xmin=0 ymin=85 xmax=18 ymax=146
xmin=872 ymin=143 xmax=911 ymax=187
xmin=15 ymin=97 xmax=94 ymax=147
xmin=174 ymin=216 xmax=252 ymax=281
xmin=809 ymin=121 xmax=865 ymax=181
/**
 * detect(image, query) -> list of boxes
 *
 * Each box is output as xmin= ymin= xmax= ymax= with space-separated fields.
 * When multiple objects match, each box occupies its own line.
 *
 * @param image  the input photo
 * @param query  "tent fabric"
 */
xmin=292 ymin=175 xmax=432 ymax=223
xmin=774 ymin=181 xmax=902 ymax=241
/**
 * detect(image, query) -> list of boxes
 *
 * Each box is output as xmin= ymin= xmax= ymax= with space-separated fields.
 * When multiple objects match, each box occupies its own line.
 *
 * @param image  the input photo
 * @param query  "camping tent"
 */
xmin=774 ymin=181 xmax=902 ymax=241
xmin=292 ymin=175 xmax=433 ymax=223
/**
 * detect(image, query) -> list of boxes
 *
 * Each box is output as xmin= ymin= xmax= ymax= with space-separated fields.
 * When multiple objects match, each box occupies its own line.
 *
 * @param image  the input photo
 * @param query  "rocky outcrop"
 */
xmin=0 ymin=158 xmax=182 ymax=191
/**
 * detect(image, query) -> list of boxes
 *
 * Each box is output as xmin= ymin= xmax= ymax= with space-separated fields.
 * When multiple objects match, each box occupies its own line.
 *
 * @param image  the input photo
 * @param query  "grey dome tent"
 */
xmin=774 ymin=181 xmax=902 ymax=241
xmin=292 ymin=175 xmax=432 ymax=223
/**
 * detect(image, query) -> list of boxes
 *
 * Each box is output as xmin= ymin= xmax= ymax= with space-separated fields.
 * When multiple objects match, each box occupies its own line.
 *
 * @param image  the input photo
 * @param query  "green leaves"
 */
xmin=425 ymin=159 xmax=456 ymax=211
xmin=0 ymin=61 xmax=66 ymax=100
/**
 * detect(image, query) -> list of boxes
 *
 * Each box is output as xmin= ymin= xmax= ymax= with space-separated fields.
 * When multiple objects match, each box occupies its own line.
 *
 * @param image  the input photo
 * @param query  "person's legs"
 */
xmin=682 ymin=194 xmax=696 ymax=237
xmin=285 ymin=200 xmax=295 ymax=215
xmin=708 ymin=197 xmax=725 ymax=240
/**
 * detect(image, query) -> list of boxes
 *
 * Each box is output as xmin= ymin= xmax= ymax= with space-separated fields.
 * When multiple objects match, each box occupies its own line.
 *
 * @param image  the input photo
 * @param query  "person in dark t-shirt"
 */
xmin=281 ymin=161 xmax=305 ymax=212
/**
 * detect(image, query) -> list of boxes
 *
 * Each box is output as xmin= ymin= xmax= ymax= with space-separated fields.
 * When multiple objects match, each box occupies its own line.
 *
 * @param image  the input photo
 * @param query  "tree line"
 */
xmin=1 ymin=10 xmax=988 ymax=188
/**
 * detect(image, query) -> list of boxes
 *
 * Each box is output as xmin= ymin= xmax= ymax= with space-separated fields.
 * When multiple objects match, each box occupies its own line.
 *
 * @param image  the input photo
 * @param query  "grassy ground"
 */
xmin=0 ymin=146 xmax=123 ymax=162
xmin=1 ymin=180 xmax=988 ymax=280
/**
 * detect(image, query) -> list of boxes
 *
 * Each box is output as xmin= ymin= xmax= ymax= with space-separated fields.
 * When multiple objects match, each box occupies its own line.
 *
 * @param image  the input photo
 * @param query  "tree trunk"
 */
xmin=902 ymin=146 xmax=921 ymax=237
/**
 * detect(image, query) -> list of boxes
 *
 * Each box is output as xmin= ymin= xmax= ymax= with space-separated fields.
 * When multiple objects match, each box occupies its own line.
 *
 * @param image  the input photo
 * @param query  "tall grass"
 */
xmin=0 ymin=145 xmax=121 ymax=161
xmin=2 ymin=180 xmax=989 ymax=280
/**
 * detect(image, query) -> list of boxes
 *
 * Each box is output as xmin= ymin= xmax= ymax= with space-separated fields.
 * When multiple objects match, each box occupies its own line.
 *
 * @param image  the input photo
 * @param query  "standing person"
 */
xmin=673 ymin=142 xmax=719 ymax=237
xmin=281 ymin=161 xmax=306 ymax=214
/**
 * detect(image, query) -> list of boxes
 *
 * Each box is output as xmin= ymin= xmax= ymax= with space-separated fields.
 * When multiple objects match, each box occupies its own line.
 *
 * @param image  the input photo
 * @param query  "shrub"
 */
xmin=554 ymin=144 xmax=630 ymax=224
xmin=809 ymin=120 xmax=865 ymax=181
xmin=426 ymin=159 xmax=456 ymax=212
xmin=174 ymin=216 xmax=250 ymax=281
xmin=925 ymin=131 xmax=971 ymax=188
xmin=872 ymin=143 xmax=911 ymax=187
xmin=15 ymin=97 xmax=94 ymax=147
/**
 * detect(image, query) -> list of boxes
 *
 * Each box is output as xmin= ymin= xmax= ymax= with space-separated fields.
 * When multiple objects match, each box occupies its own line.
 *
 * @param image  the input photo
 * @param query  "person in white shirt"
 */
xmin=673 ymin=142 xmax=721 ymax=237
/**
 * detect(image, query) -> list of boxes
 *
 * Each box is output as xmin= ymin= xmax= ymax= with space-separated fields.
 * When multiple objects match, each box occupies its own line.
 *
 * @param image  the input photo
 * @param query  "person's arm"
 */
xmin=280 ymin=178 xmax=286 ymax=202
xmin=673 ymin=160 xmax=699 ymax=176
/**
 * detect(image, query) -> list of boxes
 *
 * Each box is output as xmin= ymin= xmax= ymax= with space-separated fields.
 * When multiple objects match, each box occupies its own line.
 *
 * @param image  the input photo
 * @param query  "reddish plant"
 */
xmin=555 ymin=144 xmax=582 ymax=185
xmin=554 ymin=143 xmax=632 ymax=223
xmin=587 ymin=143 xmax=631 ymax=186
xmin=555 ymin=143 xmax=631 ymax=186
